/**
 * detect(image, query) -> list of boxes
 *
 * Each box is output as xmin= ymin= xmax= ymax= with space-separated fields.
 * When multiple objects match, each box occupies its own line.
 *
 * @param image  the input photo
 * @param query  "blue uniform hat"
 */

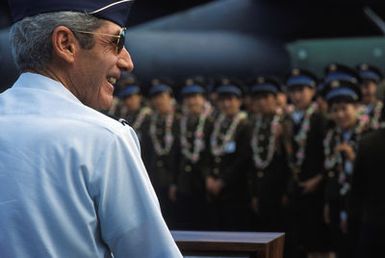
xmin=148 ymin=84 xmax=172 ymax=97
xmin=181 ymin=84 xmax=205 ymax=96
xmin=119 ymin=85 xmax=140 ymax=99
xmin=8 ymin=0 xmax=135 ymax=27
xmin=324 ymin=64 xmax=359 ymax=84
xmin=216 ymin=84 xmax=242 ymax=97
xmin=251 ymin=77 xmax=281 ymax=95
xmin=357 ymin=63 xmax=383 ymax=84
xmin=286 ymin=68 xmax=317 ymax=88
xmin=323 ymin=80 xmax=361 ymax=104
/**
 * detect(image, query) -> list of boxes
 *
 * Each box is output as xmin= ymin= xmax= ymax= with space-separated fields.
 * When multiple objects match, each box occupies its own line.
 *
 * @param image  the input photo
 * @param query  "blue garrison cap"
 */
xmin=357 ymin=63 xmax=383 ymax=84
xmin=324 ymin=64 xmax=359 ymax=84
xmin=251 ymin=77 xmax=281 ymax=95
xmin=216 ymin=84 xmax=242 ymax=97
xmin=323 ymin=80 xmax=361 ymax=103
xmin=8 ymin=0 xmax=135 ymax=26
xmin=286 ymin=68 xmax=317 ymax=88
xmin=149 ymin=84 xmax=172 ymax=97
xmin=181 ymin=84 xmax=205 ymax=96
xmin=119 ymin=85 xmax=140 ymax=99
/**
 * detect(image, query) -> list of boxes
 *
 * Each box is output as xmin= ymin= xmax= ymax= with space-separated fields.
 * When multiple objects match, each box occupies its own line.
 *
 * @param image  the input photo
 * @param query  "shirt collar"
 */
xmin=291 ymin=110 xmax=304 ymax=124
xmin=13 ymin=72 xmax=83 ymax=104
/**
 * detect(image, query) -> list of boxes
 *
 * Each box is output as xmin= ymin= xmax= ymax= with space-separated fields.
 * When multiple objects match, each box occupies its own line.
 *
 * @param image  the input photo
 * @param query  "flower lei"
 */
xmin=323 ymin=120 xmax=366 ymax=196
xmin=288 ymin=103 xmax=317 ymax=175
xmin=133 ymin=107 xmax=152 ymax=130
xmin=211 ymin=111 xmax=247 ymax=156
xmin=149 ymin=112 xmax=174 ymax=156
xmin=369 ymin=101 xmax=383 ymax=130
xmin=180 ymin=102 xmax=212 ymax=163
xmin=251 ymin=114 xmax=281 ymax=170
xmin=324 ymin=121 xmax=366 ymax=170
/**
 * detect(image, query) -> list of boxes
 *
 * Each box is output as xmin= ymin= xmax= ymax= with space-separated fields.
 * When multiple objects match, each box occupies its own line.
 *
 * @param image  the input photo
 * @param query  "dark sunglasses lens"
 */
xmin=116 ymin=28 xmax=126 ymax=53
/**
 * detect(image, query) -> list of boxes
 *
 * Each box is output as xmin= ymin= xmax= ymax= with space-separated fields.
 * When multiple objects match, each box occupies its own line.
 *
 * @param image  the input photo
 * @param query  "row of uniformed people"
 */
xmin=109 ymin=63 xmax=383 ymax=258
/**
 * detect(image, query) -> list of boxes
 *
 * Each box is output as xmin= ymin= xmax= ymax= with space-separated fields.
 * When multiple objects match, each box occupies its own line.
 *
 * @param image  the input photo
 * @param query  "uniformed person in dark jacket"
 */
xmin=247 ymin=77 xmax=290 ymax=232
xmin=356 ymin=63 xmax=384 ymax=130
xmin=141 ymin=83 xmax=180 ymax=228
xmin=349 ymin=118 xmax=385 ymax=258
xmin=321 ymin=80 xmax=368 ymax=258
xmin=322 ymin=64 xmax=361 ymax=129
xmin=206 ymin=83 xmax=251 ymax=231
xmin=116 ymin=84 xmax=151 ymax=140
xmin=174 ymin=82 xmax=213 ymax=230
xmin=283 ymin=68 xmax=330 ymax=258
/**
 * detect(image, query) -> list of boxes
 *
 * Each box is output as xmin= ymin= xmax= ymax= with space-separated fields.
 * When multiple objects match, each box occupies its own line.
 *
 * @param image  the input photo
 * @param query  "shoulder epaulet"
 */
xmin=104 ymin=112 xmax=130 ymax=127
xmin=118 ymin=118 xmax=130 ymax=126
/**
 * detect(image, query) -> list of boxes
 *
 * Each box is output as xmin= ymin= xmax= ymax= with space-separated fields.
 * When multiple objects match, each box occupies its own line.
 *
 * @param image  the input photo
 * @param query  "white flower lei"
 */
xmin=180 ymin=102 xmax=212 ymax=163
xmin=324 ymin=119 xmax=366 ymax=170
xmin=323 ymin=121 xmax=366 ymax=196
xmin=150 ymin=112 xmax=174 ymax=156
xmin=289 ymin=103 xmax=318 ymax=172
xmin=210 ymin=111 xmax=247 ymax=156
xmin=369 ymin=101 xmax=383 ymax=130
xmin=251 ymin=114 xmax=281 ymax=170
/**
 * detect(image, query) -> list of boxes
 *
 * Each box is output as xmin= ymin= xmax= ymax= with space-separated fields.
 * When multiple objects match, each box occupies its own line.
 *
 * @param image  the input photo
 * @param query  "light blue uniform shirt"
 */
xmin=0 ymin=73 xmax=182 ymax=258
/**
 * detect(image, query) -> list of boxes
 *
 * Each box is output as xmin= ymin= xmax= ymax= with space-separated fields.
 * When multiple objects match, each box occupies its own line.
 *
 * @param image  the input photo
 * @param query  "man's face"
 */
xmin=72 ymin=21 xmax=134 ymax=110
xmin=183 ymin=94 xmax=205 ymax=115
xmin=151 ymin=92 xmax=173 ymax=114
xmin=330 ymin=102 xmax=358 ymax=130
xmin=218 ymin=95 xmax=241 ymax=117
xmin=252 ymin=93 xmax=277 ymax=115
xmin=123 ymin=94 xmax=141 ymax=112
xmin=361 ymin=81 xmax=377 ymax=104
xmin=288 ymin=85 xmax=315 ymax=110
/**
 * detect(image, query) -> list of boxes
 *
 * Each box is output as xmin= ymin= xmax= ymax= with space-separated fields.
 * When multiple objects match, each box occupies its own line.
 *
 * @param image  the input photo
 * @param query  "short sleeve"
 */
xmin=90 ymin=131 xmax=182 ymax=258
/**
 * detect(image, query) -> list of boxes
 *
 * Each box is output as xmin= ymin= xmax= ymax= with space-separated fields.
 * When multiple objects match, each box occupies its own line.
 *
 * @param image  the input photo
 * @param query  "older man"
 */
xmin=0 ymin=0 xmax=182 ymax=257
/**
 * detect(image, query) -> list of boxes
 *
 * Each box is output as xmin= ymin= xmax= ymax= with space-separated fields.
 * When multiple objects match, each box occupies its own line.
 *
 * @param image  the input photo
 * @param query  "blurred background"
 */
xmin=1 ymin=0 xmax=385 ymax=90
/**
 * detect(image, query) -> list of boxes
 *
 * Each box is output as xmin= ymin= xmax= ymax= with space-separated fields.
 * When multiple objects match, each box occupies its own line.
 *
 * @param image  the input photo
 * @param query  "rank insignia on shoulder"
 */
xmin=118 ymin=118 xmax=130 ymax=126
xmin=105 ymin=114 xmax=130 ymax=126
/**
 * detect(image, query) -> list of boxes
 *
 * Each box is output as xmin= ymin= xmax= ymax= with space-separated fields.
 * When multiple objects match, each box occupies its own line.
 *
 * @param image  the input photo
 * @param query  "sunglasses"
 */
xmin=73 ymin=27 xmax=126 ymax=54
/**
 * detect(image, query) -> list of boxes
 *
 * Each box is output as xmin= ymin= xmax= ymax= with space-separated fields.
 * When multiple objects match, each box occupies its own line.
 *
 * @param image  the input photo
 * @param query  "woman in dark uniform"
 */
xmin=247 ymin=77 xmax=290 ymax=232
xmin=174 ymin=83 xmax=213 ymax=230
xmin=283 ymin=68 xmax=330 ymax=258
xmin=141 ymin=83 xmax=180 ymax=228
xmin=322 ymin=80 xmax=368 ymax=258
xmin=206 ymin=82 xmax=251 ymax=231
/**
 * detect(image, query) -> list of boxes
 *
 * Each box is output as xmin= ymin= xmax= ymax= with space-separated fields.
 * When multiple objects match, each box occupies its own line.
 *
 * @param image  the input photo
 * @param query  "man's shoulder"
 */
xmin=70 ymin=108 xmax=138 ymax=143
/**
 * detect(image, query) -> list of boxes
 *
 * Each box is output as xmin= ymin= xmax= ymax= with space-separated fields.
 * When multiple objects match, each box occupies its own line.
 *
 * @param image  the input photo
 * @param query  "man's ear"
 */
xmin=51 ymin=26 xmax=78 ymax=64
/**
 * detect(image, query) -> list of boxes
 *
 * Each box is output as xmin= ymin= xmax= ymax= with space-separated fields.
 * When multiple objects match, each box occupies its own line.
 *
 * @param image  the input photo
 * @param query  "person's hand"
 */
xmin=281 ymin=194 xmax=289 ymax=207
xmin=251 ymin=197 xmax=259 ymax=213
xmin=211 ymin=179 xmax=224 ymax=195
xmin=335 ymin=143 xmax=356 ymax=161
xmin=299 ymin=174 xmax=322 ymax=194
xmin=206 ymin=176 xmax=216 ymax=193
xmin=168 ymin=185 xmax=177 ymax=202
xmin=324 ymin=203 xmax=331 ymax=224
xmin=340 ymin=218 xmax=348 ymax=234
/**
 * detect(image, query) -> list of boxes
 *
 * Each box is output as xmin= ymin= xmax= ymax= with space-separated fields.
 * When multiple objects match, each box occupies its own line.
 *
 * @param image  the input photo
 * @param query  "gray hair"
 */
xmin=10 ymin=12 xmax=103 ymax=71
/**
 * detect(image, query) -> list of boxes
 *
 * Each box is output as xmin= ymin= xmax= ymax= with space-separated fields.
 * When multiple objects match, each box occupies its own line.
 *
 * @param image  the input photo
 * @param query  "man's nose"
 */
xmin=118 ymin=47 xmax=134 ymax=72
